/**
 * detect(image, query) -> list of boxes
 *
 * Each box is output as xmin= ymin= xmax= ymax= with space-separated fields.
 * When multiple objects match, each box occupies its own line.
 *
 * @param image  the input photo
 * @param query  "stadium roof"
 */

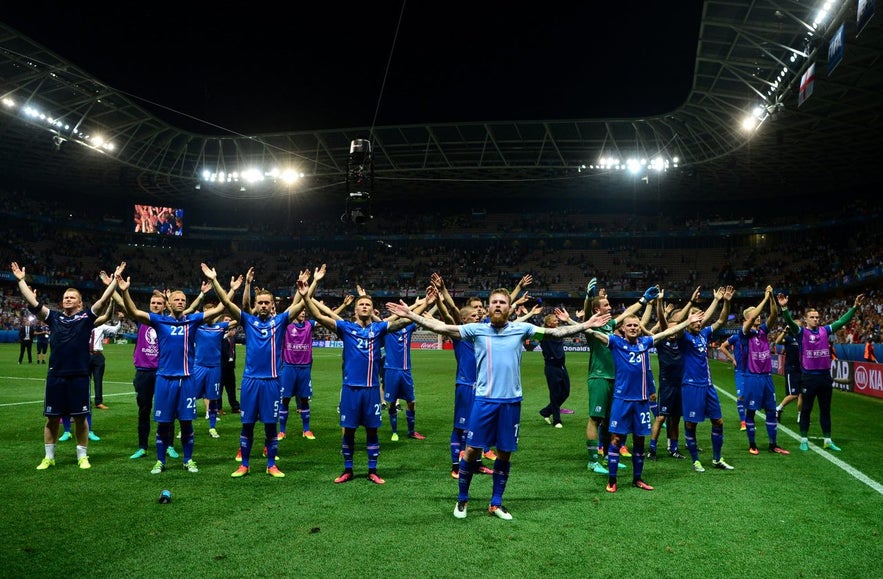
xmin=1 ymin=1 xmax=881 ymax=209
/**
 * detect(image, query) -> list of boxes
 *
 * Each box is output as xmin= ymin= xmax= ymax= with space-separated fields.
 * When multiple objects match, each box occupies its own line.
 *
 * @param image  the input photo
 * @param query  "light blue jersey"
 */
xmin=459 ymin=321 xmax=538 ymax=401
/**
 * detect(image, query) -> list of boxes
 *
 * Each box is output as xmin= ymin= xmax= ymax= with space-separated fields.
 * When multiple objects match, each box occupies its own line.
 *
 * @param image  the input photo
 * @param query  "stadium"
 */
xmin=1 ymin=2 xmax=882 ymax=578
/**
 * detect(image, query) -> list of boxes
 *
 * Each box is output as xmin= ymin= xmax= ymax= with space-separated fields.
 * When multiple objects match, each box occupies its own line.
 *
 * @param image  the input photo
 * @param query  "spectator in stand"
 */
xmin=864 ymin=336 xmax=877 ymax=362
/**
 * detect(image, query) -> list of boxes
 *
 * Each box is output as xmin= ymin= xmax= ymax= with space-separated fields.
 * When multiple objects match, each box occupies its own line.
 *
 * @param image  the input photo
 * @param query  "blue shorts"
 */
xmin=608 ymin=398 xmax=653 ymax=436
xmin=192 ymin=364 xmax=222 ymax=400
xmin=280 ymin=364 xmax=313 ymax=399
xmin=154 ymin=376 xmax=199 ymax=422
xmin=453 ymin=383 xmax=474 ymax=430
xmin=743 ymin=373 xmax=777 ymax=412
xmin=656 ymin=379 xmax=682 ymax=417
xmin=44 ymin=374 xmax=90 ymax=417
xmin=681 ymin=384 xmax=722 ymax=423
xmin=339 ymin=385 xmax=382 ymax=429
xmin=466 ymin=398 xmax=520 ymax=453
xmin=383 ymin=368 xmax=415 ymax=403
xmin=240 ymin=376 xmax=282 ymax=424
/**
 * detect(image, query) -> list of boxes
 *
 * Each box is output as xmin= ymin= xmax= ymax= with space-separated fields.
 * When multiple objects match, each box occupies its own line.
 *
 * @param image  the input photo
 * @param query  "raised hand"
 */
xmin=723 ymin=286 xmax=735 ymax=300
xmin=585 ymin=277 xmax=597 ymax=298
xmin=643 ymin=285 xmax=660 ymax=302
xmin=584 ymin=312 xmax=612 ymax=329
xmin=10 ymin=262 xmax=25 ymax=281
xmin=200 ymin=263 xmax=218 ymax=281
xmin=385 ymin=300 xmax=412 ymax=318
xmin=776 ymin=292 xmax=789 ymax=307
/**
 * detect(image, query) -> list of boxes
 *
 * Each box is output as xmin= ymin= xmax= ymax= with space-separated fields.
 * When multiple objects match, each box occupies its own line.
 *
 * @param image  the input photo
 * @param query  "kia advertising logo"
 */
xmin=853 ymin=363 xmax=883 ymax=399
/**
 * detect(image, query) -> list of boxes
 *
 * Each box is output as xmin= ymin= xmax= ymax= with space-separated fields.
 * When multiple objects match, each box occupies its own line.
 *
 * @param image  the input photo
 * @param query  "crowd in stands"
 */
xmin=2 ymin=186 xmax=881 ymax=345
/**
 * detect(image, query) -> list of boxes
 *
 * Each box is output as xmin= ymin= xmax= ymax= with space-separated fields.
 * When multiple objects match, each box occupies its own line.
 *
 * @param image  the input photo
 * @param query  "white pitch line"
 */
xmin=715 ymin=381 xmax=883 ymax=495
xmin=0 ymin=377 xmax=133 ymax=408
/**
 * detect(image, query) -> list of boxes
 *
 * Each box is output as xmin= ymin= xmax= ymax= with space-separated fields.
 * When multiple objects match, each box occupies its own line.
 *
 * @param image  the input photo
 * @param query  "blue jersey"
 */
xmin=46 ymin=308 xmax=98 ymax=376
xmin=240 ymin=311 xmax=289 ymax=379
xmin=727 ymin=333 xmax=749 ymax=373
xmin=383 ymin=323 xmax=416 ymax=370
xmin=336 ymin=319 xmax=389 ymax=388
xmin=459 ymin=321 xmax=537 ymax=401
xmin=195 ymin=322 xmax=229 ymax=367
xmin=148 ymin=311 xmax=205 ymax=378
xmin=608 ymin=334 xmax=654 ymax=401
xmin=679 ymin=326 xmax=714 ymax=388
xmin=453 ymin=338 xmax=477 ymax=386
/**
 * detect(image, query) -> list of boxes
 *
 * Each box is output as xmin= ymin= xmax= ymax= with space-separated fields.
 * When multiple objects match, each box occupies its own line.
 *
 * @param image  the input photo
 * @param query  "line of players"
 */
xmin=15 ymin=261 xmax=864 ymax=509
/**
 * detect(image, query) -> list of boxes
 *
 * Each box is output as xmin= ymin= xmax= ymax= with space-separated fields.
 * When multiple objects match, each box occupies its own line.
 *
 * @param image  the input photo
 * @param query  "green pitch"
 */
xmin=1 ymin=343 xmax=881 ymax=578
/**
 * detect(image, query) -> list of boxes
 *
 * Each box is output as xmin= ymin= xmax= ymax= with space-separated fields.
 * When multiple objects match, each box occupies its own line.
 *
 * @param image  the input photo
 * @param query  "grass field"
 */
xmin=2 ymin=342 xmax=882 ymax=578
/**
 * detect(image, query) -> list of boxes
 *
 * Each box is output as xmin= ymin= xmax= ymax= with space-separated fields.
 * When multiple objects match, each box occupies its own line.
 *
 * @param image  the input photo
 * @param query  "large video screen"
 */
xmin=133 ymin=205 xmax=184 ymax=236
